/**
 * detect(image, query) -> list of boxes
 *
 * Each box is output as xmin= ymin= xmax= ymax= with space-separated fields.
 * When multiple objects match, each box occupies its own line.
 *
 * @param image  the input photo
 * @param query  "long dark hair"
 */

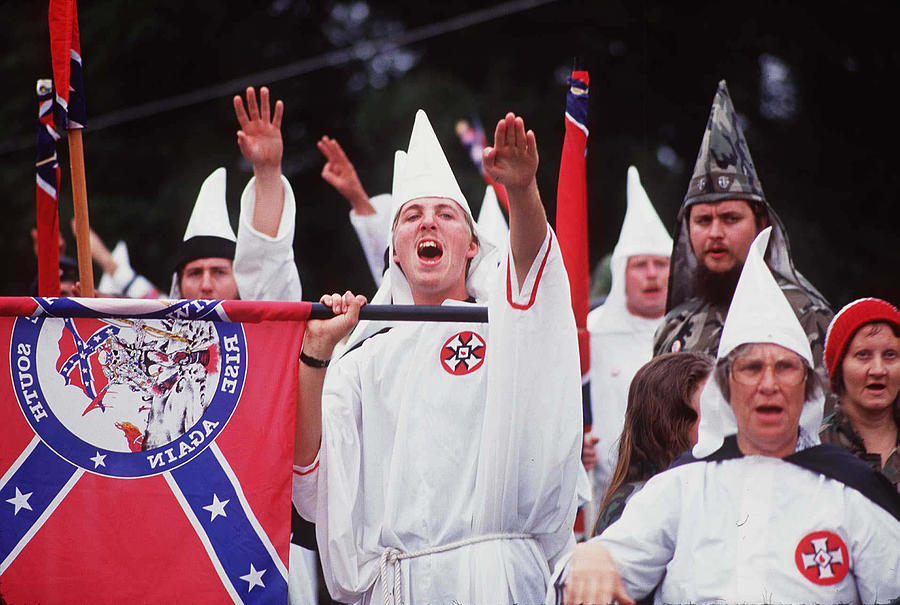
xmin=598 ymin=351 xmax=714 ymax=513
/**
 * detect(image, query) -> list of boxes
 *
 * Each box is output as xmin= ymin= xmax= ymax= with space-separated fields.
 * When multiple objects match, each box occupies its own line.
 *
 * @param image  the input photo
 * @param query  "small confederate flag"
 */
xmin=0 ymin=297 xmax=309 ymax=604
xmin=35 ymin=79 xmax=62 ymax=296
xmin=48 ymin=0 xmax=87 ymax=130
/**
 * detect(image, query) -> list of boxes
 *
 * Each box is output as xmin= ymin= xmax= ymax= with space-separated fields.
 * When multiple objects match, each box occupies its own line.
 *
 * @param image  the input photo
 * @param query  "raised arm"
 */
xmin=233 ymin=86 xmax=285 ymax=237
xmin=317 ymin=135 xmax=376 ymax=216
xmin=295 ymin=291 xmax=366 ymax=466
xmin=482 ymin=112 xmax=547 ymax=287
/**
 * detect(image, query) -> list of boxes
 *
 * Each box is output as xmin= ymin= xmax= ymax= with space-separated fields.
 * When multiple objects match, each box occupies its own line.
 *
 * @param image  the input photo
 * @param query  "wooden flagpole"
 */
xmin=67 ymin=128 xmax=94 ymax=297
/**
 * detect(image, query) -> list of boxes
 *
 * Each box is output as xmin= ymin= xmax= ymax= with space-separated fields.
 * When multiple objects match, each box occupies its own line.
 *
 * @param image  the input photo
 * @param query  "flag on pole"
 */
xmin=48 ymin=0 xmax=95 ymax=295
xmin=555 ymin=69 xmax=591 ymax=428
xmin=455 ymin=117 xmax=510 ymax=213
xmin=0 ymin=297 xmax=309 ymax=604
xmin=35 ymin=79 xmax=62 ymax=296
xmin=48 ymin=0 xmax=87 ymax=130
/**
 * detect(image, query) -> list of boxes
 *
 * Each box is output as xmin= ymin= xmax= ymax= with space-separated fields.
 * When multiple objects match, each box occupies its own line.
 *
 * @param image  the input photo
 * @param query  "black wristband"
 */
xmin=299 ymin=350 xmax=330 ymax=368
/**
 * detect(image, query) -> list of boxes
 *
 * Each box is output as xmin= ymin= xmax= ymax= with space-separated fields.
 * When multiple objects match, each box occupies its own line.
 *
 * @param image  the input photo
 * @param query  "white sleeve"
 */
xmin=97 ymin=258 xmax=161 ymax=299
xmin=233 ymin=175 xmax=302 ymax=301
xmin=347 ymin=193 xmax=393 ymax=286
xmin=844 ymin=488 xmax=900 ymax=603
xmin=595 ymin=470 xmax=681 ymax=599
xmin=291 ymin=453 xmax=320 ymax=523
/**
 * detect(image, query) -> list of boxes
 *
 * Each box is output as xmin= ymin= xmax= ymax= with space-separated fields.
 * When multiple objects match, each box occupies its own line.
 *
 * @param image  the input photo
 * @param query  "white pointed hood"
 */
xmin=181 ymin=167 xmax=235 ymax=243
xmin=693 ymin=227 xmax=824 ymax=457
xmin=339 ymin=110 xmax=499 ymax=356
xmin=476 ymin=185 xmax=508 ymax=252
xmin=169 ymin=167 xmax=237 ymax=297
xmin=384 ymin=109 xmax=496 ymax=305
xmin=588 ymin=166 xmax=672 ymax=334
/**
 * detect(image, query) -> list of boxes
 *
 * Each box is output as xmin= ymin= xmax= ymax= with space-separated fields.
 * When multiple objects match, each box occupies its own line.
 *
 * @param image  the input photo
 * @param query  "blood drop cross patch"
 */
xmin=440 ymin=331 xmax=486 ymax=375
xmin=794 ymin=530 xmax=849 ymax=585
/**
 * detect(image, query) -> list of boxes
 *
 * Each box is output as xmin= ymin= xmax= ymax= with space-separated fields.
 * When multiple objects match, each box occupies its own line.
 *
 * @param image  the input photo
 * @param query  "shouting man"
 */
xmin=292 ymin=110 xmax=582 ymax=603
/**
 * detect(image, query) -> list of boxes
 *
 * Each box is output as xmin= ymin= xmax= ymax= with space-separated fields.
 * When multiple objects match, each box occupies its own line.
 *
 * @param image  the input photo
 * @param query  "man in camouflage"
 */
xmin=653 ymin=80 xmax=834 ymax=399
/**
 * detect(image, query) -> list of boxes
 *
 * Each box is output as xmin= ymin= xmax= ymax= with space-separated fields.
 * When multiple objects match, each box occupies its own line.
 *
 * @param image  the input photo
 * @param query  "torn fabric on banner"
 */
xmin=0 ymin=297 xmax=309 ymax=605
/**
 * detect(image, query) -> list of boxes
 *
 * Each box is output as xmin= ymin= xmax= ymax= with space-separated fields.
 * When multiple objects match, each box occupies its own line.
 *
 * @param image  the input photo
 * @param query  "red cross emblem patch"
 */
xmin=794 ymin=530 xmax=849 ymax=585
xmin=440 ymin=331 xmax=486 ymax=375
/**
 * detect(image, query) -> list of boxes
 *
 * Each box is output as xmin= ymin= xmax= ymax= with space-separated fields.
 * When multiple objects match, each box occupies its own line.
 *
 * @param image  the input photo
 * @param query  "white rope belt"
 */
xmin=379 ymin=532 xmax=535 ymax=605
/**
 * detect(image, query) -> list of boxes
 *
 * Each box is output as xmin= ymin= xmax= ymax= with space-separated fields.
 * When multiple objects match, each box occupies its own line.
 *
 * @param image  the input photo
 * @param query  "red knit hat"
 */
xmin=824 ymin=298 xmax=900 ymax=392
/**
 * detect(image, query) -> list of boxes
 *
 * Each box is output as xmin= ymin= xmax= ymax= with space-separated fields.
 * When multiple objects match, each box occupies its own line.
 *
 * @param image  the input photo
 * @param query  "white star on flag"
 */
xmin=90 ymin=452 xmax=107 ymax=468
xmin=239 ymin=563 xmax=266 ymax=591
xmin=6 ymin=487 xmax=34 ymax=515
xmin=202 ymin=493 xmax=229 ymax=522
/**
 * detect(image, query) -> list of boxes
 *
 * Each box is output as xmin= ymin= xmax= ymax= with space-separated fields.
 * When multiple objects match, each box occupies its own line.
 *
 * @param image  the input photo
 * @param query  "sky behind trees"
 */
xmin=2 ymin=0 xmax=897 ymax=306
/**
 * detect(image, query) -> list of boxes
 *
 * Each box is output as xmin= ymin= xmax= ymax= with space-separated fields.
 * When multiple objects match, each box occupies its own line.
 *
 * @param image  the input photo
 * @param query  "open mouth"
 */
xmin=755 ymin=404 xmax=784 ymax=420
xmin=417 ymin=239 xmax=443 ymax=262
xmin=865 ymin=383 xmax=886 ymax=394
xmin=707 ymin=247 xmax=728 ymax=258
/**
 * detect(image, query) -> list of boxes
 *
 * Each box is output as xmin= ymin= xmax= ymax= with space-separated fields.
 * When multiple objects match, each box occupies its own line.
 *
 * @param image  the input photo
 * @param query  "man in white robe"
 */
xmin=293 ymin=110 xmax=582 ymax=604
xmin=584 ymin=166 xmax=672 ymax=511
xmin=551 ymin=228 xmax=900 ymax=605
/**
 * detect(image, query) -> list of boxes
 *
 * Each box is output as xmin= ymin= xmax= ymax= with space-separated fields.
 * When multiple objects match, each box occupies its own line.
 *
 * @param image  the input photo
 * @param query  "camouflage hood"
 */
xmin=666 ymin=80 xmax=828 ymax=312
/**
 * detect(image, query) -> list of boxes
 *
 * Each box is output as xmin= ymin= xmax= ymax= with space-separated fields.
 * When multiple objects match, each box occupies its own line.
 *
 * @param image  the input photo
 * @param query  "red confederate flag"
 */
xmin=48 ymin=0 xmax=87 ymax=130
xmin=0 ymin=297 xmax=308 ymax=604
xmin=555 ymin=69 xmax=591 ymax=428
xmin=35 ymin=79 xmax=62 ymax=296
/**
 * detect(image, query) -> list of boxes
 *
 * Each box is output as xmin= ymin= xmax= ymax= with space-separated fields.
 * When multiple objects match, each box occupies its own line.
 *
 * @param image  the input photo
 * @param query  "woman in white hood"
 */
xmin=551 ymin=228 xmax=900 ymax=605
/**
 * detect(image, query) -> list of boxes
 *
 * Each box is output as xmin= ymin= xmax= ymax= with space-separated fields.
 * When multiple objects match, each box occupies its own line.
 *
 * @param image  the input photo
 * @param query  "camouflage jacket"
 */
xmin=653 ymin=276 xmax=835 ymax=410
xmin=591 ymin=479 xmax=646 ymax=538
xmin=820 ymin=407 xmax=900 ymax=493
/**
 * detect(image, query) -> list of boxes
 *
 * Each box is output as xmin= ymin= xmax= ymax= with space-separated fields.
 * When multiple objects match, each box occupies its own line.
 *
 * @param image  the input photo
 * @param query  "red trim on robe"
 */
xmin=293 ymin=460 xmax=319 ymax=476
xmin=506 ymin=232 xmax=553 ymax=310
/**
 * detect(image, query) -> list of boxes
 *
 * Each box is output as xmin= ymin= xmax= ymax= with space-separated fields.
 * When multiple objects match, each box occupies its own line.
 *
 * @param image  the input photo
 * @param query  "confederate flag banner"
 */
xmin=555 ymin=69 xmax=591 ymax=427
xmin=0 ymin=297 xmax=309 ymax=604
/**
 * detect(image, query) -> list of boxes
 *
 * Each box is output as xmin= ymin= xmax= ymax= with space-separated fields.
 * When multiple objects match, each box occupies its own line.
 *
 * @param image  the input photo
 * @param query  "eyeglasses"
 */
xmin=730 ymin=357 xmax=807 ymax=386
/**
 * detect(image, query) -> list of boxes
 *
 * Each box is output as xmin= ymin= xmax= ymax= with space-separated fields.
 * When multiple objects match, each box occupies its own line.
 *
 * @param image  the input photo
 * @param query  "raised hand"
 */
xmin=233 ymin=86 xmax=284 ymax=173
xmin=482 ymin=112 xmax=539 ymax=192
xmin=483 ymin=112 xmax=546 ymax=286
xmin=317 ymin=136 xmax=373 ymax=214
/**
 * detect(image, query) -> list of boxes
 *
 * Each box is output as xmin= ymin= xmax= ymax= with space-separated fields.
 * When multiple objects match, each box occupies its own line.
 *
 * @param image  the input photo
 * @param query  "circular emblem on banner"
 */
xmin=10 ymin=316 xmax=246 ymax=478
xmin=440 ymin=331 xmax=486 ymax=375
xmin=794 ymin=530 xmax=849 ymax=586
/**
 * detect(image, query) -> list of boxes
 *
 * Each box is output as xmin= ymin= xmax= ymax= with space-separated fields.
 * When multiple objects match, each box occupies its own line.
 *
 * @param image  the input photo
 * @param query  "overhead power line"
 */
xmin=0 ymin=0 xmax=559 ymax=155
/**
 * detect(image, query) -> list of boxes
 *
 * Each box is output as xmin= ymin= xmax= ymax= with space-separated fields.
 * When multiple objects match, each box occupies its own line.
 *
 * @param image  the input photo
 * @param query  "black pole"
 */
xmin=309 ymin=303 xmax=488 ymax=323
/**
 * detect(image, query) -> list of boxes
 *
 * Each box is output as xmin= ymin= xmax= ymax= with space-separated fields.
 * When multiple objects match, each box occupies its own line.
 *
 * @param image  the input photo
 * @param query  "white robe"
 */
xmin=550 ymin=455 xmax=900 ymax=604
xmin=348 ymin=193 xmax=393 ymax=287
xmin=586 ymin=308 xmax=662 ymax=505
xmin=294 ymin=228 xmax=582 ymax=603
xmin=232 ymin=175 xmax=302 ymax=301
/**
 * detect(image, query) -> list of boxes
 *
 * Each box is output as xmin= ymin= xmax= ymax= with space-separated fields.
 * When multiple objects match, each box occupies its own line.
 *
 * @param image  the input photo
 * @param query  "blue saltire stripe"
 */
xmin=169 ymin=447 xmax=287 ymax=604
xmin=0 ymin=440 xmax=80 ymax=572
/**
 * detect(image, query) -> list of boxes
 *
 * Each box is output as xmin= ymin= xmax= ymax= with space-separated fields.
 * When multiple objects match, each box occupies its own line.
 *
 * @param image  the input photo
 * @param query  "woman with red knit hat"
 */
xmin=821 ymin=298 xmax=900 ymax=491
